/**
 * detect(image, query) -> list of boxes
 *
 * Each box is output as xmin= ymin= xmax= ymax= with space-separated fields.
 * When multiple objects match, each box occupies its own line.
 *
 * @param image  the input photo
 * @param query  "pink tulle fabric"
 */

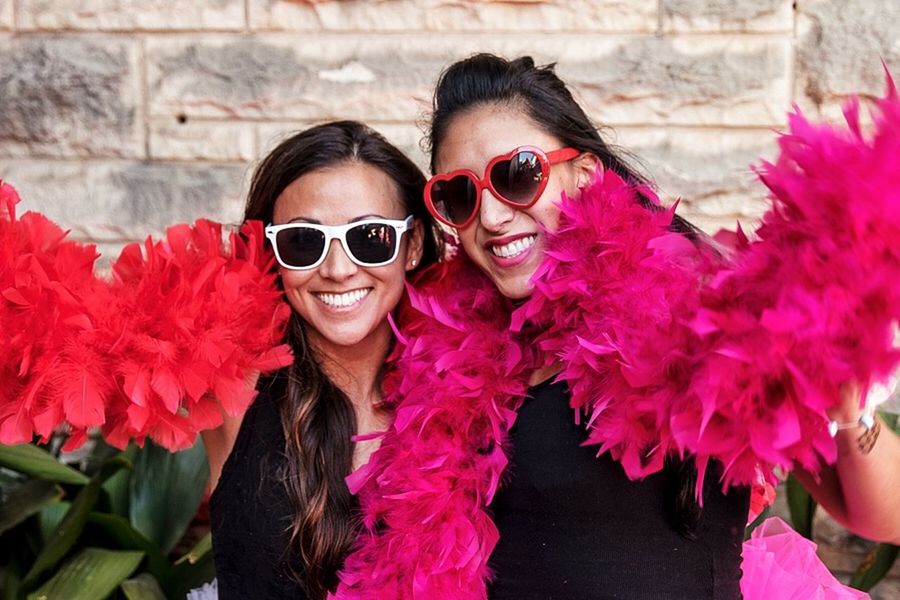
xmin=335 ymin=80 xmax=900 ymax=598
xmin=741 ymin=518 xmax=869 ymax=599
xmin=0 ymin=182 xmax=292 ymax=451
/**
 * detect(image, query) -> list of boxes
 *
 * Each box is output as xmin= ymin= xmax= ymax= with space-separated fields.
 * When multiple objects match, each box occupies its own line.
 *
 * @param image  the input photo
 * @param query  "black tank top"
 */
xmin=211 ymin=376 xmax=748 ymax=599
xmin=209 ymin=375 xmax=308 ymax=599
xmin=488 ymin=378 xmax=749 ymax=599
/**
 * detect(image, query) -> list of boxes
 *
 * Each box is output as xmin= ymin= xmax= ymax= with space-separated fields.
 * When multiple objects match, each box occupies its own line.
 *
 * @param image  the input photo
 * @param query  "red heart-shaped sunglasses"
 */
xmin=425 ymin=146 xmax=580 ymax=228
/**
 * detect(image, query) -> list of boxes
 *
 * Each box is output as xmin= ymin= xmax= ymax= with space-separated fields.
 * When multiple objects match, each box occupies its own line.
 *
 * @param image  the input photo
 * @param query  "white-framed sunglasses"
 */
xmin=264 ymin=216 xmax=414 ymax=270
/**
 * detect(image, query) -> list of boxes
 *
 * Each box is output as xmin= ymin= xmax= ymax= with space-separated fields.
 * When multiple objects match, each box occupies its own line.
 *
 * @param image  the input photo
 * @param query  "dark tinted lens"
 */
xmin=489 ymin=150 xmax=543 ymax=204
xmin=275 ymin=226 xmax=326 ymax=268
xmin=430 ymin=175 xmax=478 ymax=225
xmin=346 ymin=222 xmax=397 ymax=265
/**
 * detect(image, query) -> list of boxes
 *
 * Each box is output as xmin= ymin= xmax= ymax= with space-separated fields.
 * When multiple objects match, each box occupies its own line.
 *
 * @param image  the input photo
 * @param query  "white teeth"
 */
xmin=490 ymin=235 xmax=536 ymax=258
xmin=316 ymin=288 xmax=371 ymax=308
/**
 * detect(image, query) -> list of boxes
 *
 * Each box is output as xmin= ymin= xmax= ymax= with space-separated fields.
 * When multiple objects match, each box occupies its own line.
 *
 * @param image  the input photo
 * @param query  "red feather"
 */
xmin=0 ymin=180 xmax=292 ymax=450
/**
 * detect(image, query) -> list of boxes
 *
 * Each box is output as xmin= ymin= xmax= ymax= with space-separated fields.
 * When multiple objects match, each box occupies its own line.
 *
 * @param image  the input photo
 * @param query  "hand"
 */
xmin=827 ymin=382 xmax=864 ymax=425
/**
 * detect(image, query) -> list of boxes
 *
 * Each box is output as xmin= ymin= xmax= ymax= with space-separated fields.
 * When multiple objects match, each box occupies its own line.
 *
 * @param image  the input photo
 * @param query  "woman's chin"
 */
xmin=491 ymin=273 xmax=535 ymax=301
xmin=481 ymin=252 xmax=540 ymax=301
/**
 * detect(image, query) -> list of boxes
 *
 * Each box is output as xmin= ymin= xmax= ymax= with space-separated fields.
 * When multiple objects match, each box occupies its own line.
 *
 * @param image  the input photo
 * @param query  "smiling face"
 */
xmin=433 ymin=103 xmax=592 ymax=299
xmin=272 ymin=161 xmax=423 ymax=352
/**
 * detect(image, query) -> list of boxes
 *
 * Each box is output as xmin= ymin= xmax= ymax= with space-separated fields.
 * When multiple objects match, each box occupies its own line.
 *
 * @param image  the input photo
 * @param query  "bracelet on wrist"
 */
xmin=828 ymin=409 xmax=880 ymax=454
xmin=827 ymin=412 xmax=876 ymax=437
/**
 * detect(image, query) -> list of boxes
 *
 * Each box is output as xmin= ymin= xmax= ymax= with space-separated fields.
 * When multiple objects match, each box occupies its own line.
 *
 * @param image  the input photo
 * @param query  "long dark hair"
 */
xmin=428 ymin=53 xmax=699 ymax=237
xmin=244 ymin=121 xmax=440 ymax=598
xmin=427 ymin=54 xmax=702 ymax=536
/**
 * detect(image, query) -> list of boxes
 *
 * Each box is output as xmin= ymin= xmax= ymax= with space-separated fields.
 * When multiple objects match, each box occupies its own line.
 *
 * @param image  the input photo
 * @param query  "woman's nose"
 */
xmin=478 ymin=188 xmax=516 ymax=231
xmin=316 ymin=239 xmax=358 ymax=281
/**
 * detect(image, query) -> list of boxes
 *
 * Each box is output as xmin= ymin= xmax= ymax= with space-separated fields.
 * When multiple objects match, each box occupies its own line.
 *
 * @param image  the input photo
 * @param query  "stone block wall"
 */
xmin=0 ymin=1 xmax=898 ymax=593
xmin=2 ymin=0 xmax=898 ymax=250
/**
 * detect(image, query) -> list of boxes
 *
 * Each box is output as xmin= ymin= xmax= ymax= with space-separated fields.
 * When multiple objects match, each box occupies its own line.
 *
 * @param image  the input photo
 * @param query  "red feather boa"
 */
xmin=0 ymin=182 xmax=103 ymax=446
xmin=334 ymin=80 xmax=900 ymax=598
xmin=0 ymin=181 xmax=292 ymax=451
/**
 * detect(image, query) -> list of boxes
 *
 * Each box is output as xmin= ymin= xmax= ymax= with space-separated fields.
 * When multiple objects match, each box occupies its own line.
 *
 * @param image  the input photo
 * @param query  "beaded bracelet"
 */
xmin=828 ymin=410 xmax=880 ymax=454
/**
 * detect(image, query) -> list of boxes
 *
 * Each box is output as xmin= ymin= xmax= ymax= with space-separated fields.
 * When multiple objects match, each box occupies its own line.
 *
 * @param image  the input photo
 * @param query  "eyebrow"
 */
xmin=285 ymin=213 xmax=391 ymax=224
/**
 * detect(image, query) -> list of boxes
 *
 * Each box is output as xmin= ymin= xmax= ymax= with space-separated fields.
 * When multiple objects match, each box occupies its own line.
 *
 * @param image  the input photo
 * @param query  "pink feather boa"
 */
xmin=333 ymin=80 xmax=900 ymax=598
xmin=339 ymin=258 xmax=534 ymax=599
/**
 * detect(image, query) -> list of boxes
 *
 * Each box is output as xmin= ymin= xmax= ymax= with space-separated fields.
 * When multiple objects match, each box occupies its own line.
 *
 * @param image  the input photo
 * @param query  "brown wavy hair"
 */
xmin=243 ymin=121 xmax=440 ymax=598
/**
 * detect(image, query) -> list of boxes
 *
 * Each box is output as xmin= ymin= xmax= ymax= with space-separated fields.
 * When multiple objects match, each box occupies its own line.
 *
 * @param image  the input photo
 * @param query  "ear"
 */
xmin=573 ymin=152 xmax=602 ymax=189
xmin=405 ymin=218 xmax=425 ymax=271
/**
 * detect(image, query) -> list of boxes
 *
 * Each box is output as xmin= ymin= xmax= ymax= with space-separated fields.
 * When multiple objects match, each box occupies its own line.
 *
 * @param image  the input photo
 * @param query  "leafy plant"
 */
xmin=0 ymin=437 xmax=213 ymax=600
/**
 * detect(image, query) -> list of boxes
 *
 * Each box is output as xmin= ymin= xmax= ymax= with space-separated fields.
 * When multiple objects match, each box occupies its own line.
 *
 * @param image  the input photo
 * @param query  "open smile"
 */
xmin=487 ymin=234 xmax=537 ymax=259
xmin=313 ymin=287 xmax=372 ymax=309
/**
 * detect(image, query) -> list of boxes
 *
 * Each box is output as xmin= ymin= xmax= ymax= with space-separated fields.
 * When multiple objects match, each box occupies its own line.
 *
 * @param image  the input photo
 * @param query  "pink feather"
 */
xmin=337 ymin=74 xmax=900 ymax=596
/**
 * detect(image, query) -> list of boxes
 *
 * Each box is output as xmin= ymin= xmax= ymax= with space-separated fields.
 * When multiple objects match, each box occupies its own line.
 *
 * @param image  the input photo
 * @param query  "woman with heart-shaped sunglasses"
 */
xmin=204 ymin=121 xmax=442 ymax=600
xmin=332 ymin=55 xmax=900 ymax=600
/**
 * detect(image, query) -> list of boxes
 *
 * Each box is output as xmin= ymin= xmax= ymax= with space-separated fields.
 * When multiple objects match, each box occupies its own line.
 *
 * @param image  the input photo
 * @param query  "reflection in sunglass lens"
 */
xmin=275 ymin=227 xmax=326 ymax=268
xmin=346 ymin=222 xmax=397 ymax=264
xmin=431 ymin=175 xmax=478 ymax=226
xmin=490 ymin=150 xmax=543 ymax=204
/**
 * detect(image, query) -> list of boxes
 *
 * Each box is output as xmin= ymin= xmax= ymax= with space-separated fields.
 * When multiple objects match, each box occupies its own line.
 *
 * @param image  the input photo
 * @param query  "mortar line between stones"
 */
xmin=2 ymin=29 xmax=795 ymax=40
xmin=244 ymin=0 xmax=250 ymax=33
xmin=104 ymin=113 xmax=785 ymax=132
xmin=1 ymin=156 xmax=250 ymax=166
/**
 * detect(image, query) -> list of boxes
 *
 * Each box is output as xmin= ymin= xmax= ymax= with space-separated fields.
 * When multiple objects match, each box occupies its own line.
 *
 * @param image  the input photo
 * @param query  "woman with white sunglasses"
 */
xmin=204 ymin=120 xmax=441 ymax=600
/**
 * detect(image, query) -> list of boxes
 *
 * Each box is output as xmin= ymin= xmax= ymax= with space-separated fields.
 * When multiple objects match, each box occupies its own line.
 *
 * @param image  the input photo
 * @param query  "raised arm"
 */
xmin=792 ymin=385 xmax=900 ymax=544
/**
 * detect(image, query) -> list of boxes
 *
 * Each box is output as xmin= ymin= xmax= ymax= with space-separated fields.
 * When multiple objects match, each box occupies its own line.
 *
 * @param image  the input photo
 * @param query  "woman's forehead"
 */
xmin=435 ymin=104 xmax=562 ymax=173
xmin=273 ymin=162 xmax=404 ymax=225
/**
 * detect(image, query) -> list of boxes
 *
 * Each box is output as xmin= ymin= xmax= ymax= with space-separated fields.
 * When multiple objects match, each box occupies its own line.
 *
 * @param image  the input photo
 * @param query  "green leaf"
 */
xmin=26 ymin=547 xmax=143 ymax=600
xmin=120 ymin=573 xmax=168 ymax=600
xmin=0 ymin=444 xmax=89 ymax=485
xmin=129 ymin=439 xmax=208 ymax=554
xmin=786 ymin=473 xmax=817 ymax=539
xmin=85 ymin=512 xmax=174 ymax=587
xmin=170 ymin=550 xmax=216 ymax=600
xmin=1 ymin=560 xmax=22 ymax=600
xmin=0 ymin=469 xmax=22 ymax=486
xmin=22 ymin=456 xmax=130 ymax=586
xmin=38 ymin=501 xmax=71 ymax=543
xmin=849 ymin=543 xmax=900 ymax=591
xmin=880 ymin=410 xmax=900 ymax=434
xmin=0 ymin=480 xmax=60 ymax=536
xmin=743 ymin=506 xmax=771 ymax=541
xmin=170 ymin=530 xmax=215 ymax=600
xmin=101 ymin=444 xmax=138 ymax=518
xmin=175 ymin=532 xmax=212 ymax=566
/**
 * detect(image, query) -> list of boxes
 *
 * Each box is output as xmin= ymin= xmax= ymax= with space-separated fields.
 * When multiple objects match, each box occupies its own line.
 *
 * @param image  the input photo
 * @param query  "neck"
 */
xmin=528 ymin=360 xmax=562 ymax=386
xmin=307 ymin=320 xmax=393 ymax=421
